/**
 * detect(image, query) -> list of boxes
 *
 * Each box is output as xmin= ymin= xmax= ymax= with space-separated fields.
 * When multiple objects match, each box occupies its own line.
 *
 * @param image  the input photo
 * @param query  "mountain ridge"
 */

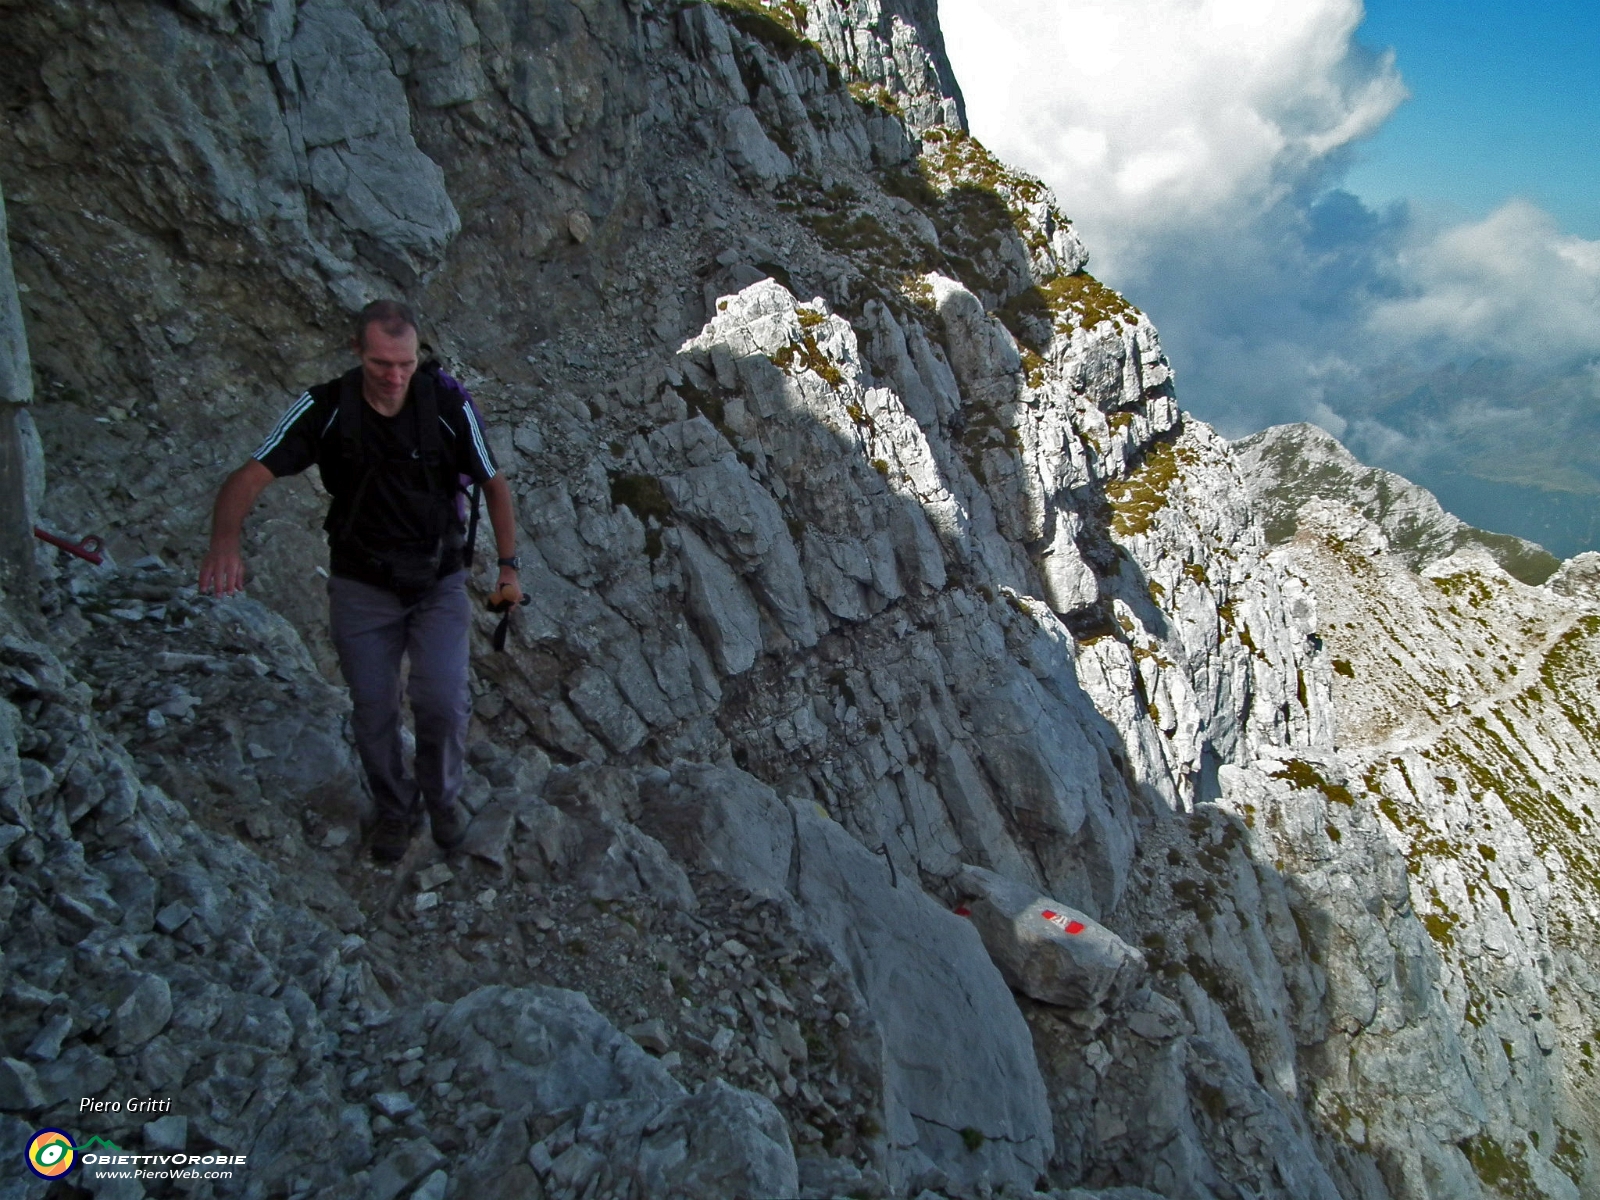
xmin=0 ymin=2 xmax=1596 ymax=1198
xmin=1235 ymin=421 xmax=1562 ymax=585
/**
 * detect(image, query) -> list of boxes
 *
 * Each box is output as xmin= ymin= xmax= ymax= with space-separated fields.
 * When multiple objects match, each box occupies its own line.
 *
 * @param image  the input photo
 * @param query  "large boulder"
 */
xmin=639 ymin=764 xmax=1057 ymax=1194
xmin=955 ymin=864 xmax=1144 ymax=1010
xmin=790 ymin=803 xmax=1054 ymax=1196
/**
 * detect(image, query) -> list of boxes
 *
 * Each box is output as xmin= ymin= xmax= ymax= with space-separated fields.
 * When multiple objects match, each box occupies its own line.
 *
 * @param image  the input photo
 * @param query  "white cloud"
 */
xmin=1306 ymin=400 xmax=1348 ymax=439
xmin=939 ymin=0 xmax=1407 ymax=275
xmin=936 ymin=0 xmax=1600 ymax=552
xmin=1370 ymin=200 xmax=1600 ymax=361
xmin=939 ymin=0 xmax=1600 ymax=371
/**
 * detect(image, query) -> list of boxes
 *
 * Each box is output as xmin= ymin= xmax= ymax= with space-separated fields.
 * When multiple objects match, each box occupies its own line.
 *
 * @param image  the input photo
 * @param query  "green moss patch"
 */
xmin=1272 ymin=759 xmax=1354 ymax=806
xmin=1462 ymin=1134 xmax=1541 ymax=1199
xmin=1554 ymin=1124 xmax=1586 ymax=1186
xmin=848 ymin=81 xmax=902 ymax=116
xmin=1105 ymin=438 xmax=1198 ymax=537
xmin=1422 ymin=910 xmax=1458 ymax=950
xmin=711 ymin=0 xmax=814 ymax=54
xmin=870 ymin=127 xmax=1093 ymax=322
xmin=1539 ymin=614 xmax=1600 ymax=740
xmin=772 ymin=332 xmax=845 ymax=388
xmin=609 ymin=473 xmax=673 ymax=559
xmin=998 ymin=271 xmax=1140 ymax=352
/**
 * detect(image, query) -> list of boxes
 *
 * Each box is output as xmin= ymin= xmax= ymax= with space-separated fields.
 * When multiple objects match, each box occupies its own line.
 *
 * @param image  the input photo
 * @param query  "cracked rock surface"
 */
xmin=2 ymin=1 xmax=1599 ymax=1198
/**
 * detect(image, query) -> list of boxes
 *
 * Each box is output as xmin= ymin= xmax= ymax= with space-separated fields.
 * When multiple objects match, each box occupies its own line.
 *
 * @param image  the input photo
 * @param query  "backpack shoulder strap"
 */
xmin=414 ymin=361 xmax=444 ymax=467
xmin=334 ymin=368 xmax=376 ymax=544
xmin=336 ymin=367 xmax=366 ymax=469
xmin=425 ymin=364 xmax=486 ymax=567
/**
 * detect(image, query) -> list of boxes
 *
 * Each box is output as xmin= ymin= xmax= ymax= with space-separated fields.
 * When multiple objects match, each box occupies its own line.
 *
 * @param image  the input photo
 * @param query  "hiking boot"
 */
xmin=369 ymin=812 xmax=417 ymax=864
xmin=430 ymin=801 xmax=471 ymax=852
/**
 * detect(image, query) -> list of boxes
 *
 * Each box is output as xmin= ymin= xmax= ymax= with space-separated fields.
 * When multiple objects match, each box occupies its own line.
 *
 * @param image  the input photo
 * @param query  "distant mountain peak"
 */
xmin=1235 ymin=421 xmax=1562 ymax=585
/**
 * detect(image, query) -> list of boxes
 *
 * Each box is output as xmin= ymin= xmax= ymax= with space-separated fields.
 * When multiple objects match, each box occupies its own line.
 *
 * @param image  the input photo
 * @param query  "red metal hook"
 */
xmin=33 ymin=527 xmax=105 ymax=565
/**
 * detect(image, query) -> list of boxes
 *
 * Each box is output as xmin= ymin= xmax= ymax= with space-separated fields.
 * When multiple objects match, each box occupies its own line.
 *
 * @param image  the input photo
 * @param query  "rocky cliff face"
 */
xmin=1 ymin=3 xmax=1597 ymax=1200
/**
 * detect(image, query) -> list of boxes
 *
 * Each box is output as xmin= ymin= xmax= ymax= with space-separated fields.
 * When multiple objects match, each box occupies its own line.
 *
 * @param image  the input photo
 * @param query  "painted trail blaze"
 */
xmin=1041 ymin=910 xmax=1085 ymax=935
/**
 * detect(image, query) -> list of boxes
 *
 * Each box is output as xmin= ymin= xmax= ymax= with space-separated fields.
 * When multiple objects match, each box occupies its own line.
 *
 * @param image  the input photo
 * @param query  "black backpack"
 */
xmin=329 ymin=361 xmax=484 ymax=597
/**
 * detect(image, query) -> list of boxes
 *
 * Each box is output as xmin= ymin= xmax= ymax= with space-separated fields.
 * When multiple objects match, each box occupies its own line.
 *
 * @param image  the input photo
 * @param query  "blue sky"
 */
xmin=939 ymin=0 xmax=1600 ymax=555
xmin=1346 ymin=0 xmax=1600 ymax=239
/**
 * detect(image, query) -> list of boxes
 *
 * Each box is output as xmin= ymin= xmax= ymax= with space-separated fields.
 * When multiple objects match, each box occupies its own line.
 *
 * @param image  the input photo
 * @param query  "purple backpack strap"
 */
xmin=428 ymin=365 xmax=487 ymax=568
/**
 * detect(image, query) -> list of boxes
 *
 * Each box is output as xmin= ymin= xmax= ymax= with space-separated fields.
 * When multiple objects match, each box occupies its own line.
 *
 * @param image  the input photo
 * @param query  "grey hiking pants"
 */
xmin=328 ymin=570 xmax=470 ymax=831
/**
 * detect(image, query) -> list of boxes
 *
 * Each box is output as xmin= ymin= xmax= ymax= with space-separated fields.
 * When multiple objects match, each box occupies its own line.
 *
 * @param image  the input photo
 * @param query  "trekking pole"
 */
xmin=486 ymin=588 xmax=531 ymax=652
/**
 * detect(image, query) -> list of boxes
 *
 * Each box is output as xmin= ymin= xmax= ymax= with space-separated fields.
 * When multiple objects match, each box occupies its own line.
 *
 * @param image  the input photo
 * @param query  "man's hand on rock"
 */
xmin=200 ymin=462 xmax=274 ymax=598
xmin=199 ymin=545 xmax=247 ymax=597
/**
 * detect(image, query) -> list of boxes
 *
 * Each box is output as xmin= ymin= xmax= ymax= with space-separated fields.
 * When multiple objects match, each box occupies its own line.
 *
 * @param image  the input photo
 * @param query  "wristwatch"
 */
xmin=497 ymin=556 xmax=521 ymax=570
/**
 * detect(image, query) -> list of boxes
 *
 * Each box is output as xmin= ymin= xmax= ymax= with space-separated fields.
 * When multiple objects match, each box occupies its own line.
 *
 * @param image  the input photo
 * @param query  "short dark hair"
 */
xmin=354 ymin=299 xmax=420 ymax=348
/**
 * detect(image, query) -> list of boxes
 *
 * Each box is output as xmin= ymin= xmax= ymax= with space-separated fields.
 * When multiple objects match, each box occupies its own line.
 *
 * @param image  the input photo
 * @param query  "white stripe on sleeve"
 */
xmin=253 ymin=393 xmax=314 ymax=460
xmin=461 ymin=404 xmax=497 ymax=479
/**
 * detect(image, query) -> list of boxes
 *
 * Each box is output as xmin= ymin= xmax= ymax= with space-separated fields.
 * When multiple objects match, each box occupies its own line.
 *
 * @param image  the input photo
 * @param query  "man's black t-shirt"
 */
xmin=252 ymin=367 xmax=497 ymax=587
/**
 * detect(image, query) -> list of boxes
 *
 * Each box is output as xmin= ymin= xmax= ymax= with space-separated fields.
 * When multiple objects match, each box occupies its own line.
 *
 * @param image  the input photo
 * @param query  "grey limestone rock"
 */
xmin=5 ymin=0 xmax=1600 ymax=1195
xmin=108 ymin=973 xmax=173 ymax=1053
xmin=790 ymin=801 xmax=1054 ymax=1196
xmin=335 ymin=1103 xmax=373 ymax=1171
xmin=639 ymin=760 xmax=795 ymax=899
xmin=805 ymin=0 xmax=965 ymax=133
xmin=1548 ymin=549 xmax=1600 ymax=604
xmin=1237 ymin=421 xmax=1560 ymax=584
xmin=678 ymin=4 xmax=749 ymax=104
xmin=955 ymin=864 xmax=1144 ymax=1010
xmin=22 ymin=1014 xmax=69 ymax=1063
xmin=722 ymin=105 xmax=794 ymax=190
xmin=626 ymin=755 xmax=1060 ymax=1193
xmin=566 ymin=662 xmax=650 ymax=753
xmin=0 ymin=1117 xmax=48 ymax=1200
xmin=929 ymin=272 xmax=1023 ymax=405
xmin=291 ymin=0 xmax=460 ymax=278
xmin=367 ymin=1137 xmax=444 ymax=1200
xmin=0 ymin=180 xmax=29 ymax=406
xmin=458 ymin=792 xmax=519 ymax=868
xmin=36 ymin=1043 xmax=114 ymax=1109
xmin=634 ymin=1078 xmax=798 ymax=1200
xmin=434 ymin=985 xmax=796 ymax=1199
xmin=142 ymin=1114 xmax=187 ymax=1151
xmin=582 ymin=820 xmax=698 ymax=911
xmin=534 ymin=766 xmax=698 ymax=907
xmin=679 ymin=525 xmax=764 ymax=675
xmin=428 ymin=984 xmax=683 ymax=1114
xmin=0 ymin=1057 xmax=44 ymax=1111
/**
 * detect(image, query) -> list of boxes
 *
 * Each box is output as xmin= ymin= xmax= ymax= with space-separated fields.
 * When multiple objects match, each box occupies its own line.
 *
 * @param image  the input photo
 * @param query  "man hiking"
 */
xmin=199 ymin=300 xmax=523 ymax=863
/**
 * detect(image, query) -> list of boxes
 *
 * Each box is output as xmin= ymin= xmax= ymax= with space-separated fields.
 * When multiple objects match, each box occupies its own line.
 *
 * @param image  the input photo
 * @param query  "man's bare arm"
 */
xmin=199 ymin=460 xmax=275 ymax=596
xmin=482 ymin=474 xmax=523 ymax=604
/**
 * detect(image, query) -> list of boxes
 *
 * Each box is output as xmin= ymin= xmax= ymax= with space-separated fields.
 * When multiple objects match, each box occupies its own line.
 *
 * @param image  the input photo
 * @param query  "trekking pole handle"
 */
xmin=486 ymin=590 xmax=530 ymax=652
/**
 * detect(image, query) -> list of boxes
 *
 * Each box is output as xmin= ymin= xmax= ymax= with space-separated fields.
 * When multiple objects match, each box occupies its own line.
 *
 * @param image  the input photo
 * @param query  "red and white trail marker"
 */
xmin=1040 ymin=909 xmax=1085 ymax=935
